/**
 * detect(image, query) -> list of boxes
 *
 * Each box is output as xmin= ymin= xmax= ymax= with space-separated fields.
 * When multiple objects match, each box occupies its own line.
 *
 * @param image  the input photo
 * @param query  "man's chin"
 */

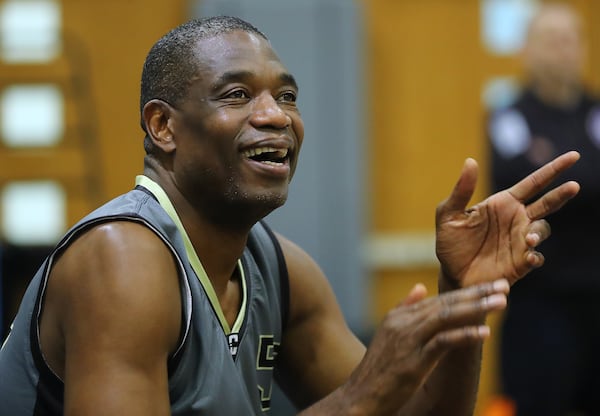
xmin=253 ymin=192 xmax=288 ymax=216
xmin=215 ymin=191 xmax=288 ymax=227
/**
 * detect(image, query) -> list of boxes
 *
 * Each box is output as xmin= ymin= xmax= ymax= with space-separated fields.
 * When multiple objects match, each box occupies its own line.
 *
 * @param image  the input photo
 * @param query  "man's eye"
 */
xmin=225 ymin=90 xmax=249 ymax=99
xmin=279 ymin=92 xmax=297 ymax=103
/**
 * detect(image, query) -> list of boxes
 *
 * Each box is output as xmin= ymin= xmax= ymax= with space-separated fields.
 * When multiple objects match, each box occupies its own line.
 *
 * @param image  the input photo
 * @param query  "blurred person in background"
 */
xmin=488 ymin=3 xmax=600 ymax=415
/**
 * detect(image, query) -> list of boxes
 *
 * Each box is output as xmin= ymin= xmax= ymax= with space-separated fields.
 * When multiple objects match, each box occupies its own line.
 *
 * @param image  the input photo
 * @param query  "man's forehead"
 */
xmin=531 ymin=8 xmax=580 ymax=36
xmin=191 ymin=31 xmax=295 ymax=86
xmin=193 ymin=30 xmax=279 ymax=64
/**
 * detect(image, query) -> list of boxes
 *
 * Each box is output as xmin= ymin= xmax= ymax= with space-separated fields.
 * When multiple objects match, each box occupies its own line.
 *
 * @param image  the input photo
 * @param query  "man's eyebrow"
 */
xmin=211 ymin=70 xmax=253 ymax=91
xmin=210 ymin=70 xmax=299 ymax=91
xmin=280 ymin=73 xmax=298 ymax=91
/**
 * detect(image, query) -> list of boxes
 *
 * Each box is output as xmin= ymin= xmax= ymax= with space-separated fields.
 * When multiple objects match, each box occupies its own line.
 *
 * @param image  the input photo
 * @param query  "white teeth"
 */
xmin=242 ymin=147 xmax=288 ymax=159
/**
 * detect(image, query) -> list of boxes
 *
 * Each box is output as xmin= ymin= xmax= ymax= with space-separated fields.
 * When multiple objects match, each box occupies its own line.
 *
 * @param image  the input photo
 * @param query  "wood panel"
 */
xmin=365 ymin=0 xmax=487 ymax=234
xmin=59 ymin=0 xmax=187 ymax=222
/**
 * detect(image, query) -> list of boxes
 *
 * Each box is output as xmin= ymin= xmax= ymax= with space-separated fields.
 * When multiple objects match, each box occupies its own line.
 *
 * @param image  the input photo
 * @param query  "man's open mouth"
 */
xmin=242 ymin=147 xmax=289 ymax=166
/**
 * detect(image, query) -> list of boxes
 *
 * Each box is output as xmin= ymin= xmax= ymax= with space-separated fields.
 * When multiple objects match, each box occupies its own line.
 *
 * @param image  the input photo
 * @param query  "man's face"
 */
xmin=524 ymin=8 xmax=584 ymax=85
xmin=169 ymin=30 xmax=304 ymax=222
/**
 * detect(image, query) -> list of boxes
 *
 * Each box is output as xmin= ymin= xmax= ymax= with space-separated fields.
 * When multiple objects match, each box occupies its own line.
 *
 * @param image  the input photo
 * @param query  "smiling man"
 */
xmin=0 ymin=16 xmax=581 ymax=415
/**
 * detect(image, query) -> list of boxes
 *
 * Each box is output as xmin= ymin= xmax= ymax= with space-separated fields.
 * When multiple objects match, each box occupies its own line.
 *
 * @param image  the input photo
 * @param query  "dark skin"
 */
xmin=38 ymin=30 xmax=580 ymax=415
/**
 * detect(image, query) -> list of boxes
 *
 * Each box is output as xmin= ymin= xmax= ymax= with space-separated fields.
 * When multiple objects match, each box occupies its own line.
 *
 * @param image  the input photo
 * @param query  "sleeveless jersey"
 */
xmin=0 ymin=177 xmax=289 ymax=415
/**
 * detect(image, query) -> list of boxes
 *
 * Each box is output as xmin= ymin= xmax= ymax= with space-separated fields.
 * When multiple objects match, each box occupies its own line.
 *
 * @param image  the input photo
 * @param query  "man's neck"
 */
xmin=167 ymin=184 xmax=251 ymax=290
xmin=141 ymin=161 xmax=253 ymax=292
xmin=530 ymin=78 xmax=582 ymax=109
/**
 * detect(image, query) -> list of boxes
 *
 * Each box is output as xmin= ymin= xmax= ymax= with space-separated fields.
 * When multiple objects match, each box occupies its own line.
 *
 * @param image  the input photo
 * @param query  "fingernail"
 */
xmin=528 ymin=232 xmax=540 ymax=245
xmin=493 ymin=279 xmax=510 ymax=292
xmin=485 ymin=294 xmax=507 ymax=307
xmin=478 ymin=326 xmax=490 ymax=337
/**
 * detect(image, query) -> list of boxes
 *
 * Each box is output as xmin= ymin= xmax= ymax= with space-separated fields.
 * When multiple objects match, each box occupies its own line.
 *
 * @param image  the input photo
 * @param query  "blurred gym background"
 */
xmin=1 ymin=1 xmax=599 ymax=414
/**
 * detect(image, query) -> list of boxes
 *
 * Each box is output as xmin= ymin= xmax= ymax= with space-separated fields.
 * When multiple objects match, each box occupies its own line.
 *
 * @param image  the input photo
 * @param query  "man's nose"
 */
xmin=249 ymin=92 xmax=291 ymax=129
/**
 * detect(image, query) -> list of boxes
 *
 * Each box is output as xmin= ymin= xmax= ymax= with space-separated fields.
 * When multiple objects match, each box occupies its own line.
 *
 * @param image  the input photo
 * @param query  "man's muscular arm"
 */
xmin=39 ymin=221 xmax=182 ymax=416
xmin=276 ymin=152 xmax=579 ymax=415
xmin=275 ymin=235 xmax=508 ymax=415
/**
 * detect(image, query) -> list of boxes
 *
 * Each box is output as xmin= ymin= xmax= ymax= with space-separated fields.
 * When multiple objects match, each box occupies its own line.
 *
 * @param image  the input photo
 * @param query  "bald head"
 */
xmin=523 ymin=3 xmax=584 ymax=88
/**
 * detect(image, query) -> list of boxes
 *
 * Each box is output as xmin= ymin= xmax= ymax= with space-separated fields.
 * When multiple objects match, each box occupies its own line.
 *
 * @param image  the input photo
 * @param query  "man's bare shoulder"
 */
xmin=40 ymin=220 xmax=182 ymax=380
xmin=51 ymin=220 xmax=177 ymax=289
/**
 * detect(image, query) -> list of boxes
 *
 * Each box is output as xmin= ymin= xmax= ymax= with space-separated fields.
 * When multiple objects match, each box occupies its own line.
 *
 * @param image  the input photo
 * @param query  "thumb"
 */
xmin=437 ymin=158 xmax=479 ymax=218
xmin=401 ymin=283 xmax=428 ymax=306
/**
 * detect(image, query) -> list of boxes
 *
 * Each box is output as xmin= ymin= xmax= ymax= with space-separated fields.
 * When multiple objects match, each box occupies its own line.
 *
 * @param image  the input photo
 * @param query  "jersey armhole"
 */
xmin=259 ymin=220 xmax=290 ymax=333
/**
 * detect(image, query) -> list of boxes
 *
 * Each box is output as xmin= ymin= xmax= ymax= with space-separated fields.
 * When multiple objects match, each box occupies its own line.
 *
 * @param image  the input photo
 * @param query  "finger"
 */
xmin=436 ymin=158 xmax=478 ymax=217
xmin=428 ymin=293 xmax=507 ymax=329
xmin=416 ymin=283 xmax=508 ymax=340
xmin=525 ymin=180 xmax=580 ymax=220
xmin=525 ymin=219 xmax=551 ymax=248
xmin=422 ymin=325 xmax=491 ymax=360
xmin=525 ymin=250 xmax=545 ymax=269
xmin=428 ymin=279 xmax=510 ymax=308
xmin=404 ymin=279 xmax=508 ymax=319
xmin=400 ymin=283 xmax=428 ymax=307
xmin=391 ymin=279 xmax=508 ymax=327
xmin=508 ymin=151 xmax=580 ymax=203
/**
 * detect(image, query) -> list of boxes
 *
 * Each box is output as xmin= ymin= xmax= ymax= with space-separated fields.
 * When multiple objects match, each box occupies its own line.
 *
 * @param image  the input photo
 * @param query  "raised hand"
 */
xmin=348 ymin=279 xmax=509 ymax=414
xmin=435 ymin=151 xmax=580 ymax=288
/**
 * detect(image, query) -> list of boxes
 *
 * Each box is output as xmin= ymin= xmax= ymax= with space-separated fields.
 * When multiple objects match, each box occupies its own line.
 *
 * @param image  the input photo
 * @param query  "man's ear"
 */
xmin=142 ymin=99 xmax=176 ymax=152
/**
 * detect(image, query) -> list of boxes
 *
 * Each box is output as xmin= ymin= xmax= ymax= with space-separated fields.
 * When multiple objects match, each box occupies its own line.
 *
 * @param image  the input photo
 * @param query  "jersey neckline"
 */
xmin=135 ymin=175 xmax=247 ymax=335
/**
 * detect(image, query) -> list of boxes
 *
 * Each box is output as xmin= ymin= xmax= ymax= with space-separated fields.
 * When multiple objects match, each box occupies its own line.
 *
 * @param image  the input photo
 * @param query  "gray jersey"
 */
xmin=0 ymin=178 xmax=289 ymax=415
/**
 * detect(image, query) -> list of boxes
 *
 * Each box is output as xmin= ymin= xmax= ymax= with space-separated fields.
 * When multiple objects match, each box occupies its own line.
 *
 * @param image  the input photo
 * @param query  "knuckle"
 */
xmin=479 ymin=297 xmax=490 ymax=313
xmin=427 ymin=332 xmax=453 ymax=356
xmin=475 ymin=282 xmax=493 ymax=297
xmin=465 ymin=326 xmax=480 ymax=339
xmin=438 ymin=305 xmax=451 ymax=322
xmin=438 ymin=291 xmax=455 ymax=306
xmin=381 ymin=312 xmax=398 ymax=331
xmin=382 ymin=309 xmax=413 ymax=333
xmin=430 ymin=333 xmax=447 ymax=350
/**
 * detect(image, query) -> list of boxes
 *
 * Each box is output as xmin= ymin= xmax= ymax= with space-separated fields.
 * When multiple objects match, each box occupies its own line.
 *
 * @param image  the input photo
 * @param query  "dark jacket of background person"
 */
xmin=489 ymin=87 xmax=600 ymax=295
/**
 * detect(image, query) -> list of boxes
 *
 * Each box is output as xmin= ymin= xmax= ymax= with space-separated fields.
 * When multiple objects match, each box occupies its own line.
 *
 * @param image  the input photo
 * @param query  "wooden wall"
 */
xmin=365 ymin=2 xmax=497 ymax=412
xmin=60 ymin=0 xmax=187 ymax=222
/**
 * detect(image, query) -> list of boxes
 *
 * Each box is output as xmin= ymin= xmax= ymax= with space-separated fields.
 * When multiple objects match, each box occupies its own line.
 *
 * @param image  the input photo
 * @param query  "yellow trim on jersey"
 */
xmin=135 ymin=175 xmax=247 ymax=335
